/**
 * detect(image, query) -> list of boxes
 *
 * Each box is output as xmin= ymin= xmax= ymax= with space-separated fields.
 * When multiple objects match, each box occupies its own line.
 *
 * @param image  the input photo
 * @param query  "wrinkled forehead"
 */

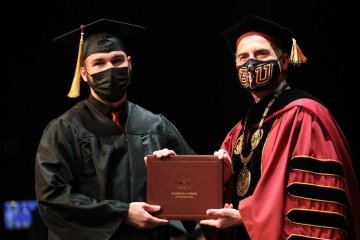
xmin=223 ymin=15 xmax=293 ymax=55
xmin=236 ymin=33 xmax=281 ymax=56
xmin=236 ymin=31 xmax=279 ymax=49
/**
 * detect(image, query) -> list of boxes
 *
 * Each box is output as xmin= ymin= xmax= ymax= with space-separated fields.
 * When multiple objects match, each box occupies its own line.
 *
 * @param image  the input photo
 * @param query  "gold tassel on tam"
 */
xmin=67 ymin=25 xmax=85 ymax=98
xmin=289 ymin=38 xmax=307 ymax=65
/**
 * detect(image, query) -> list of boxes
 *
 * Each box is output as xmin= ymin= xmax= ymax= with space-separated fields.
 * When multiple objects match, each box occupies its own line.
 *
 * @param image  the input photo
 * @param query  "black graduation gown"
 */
xmin=35 ymin=96 xmax=195 ymax=240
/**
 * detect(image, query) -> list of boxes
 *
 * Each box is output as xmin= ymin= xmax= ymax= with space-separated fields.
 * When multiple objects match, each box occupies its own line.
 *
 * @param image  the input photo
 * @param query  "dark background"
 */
xmin=1 ymin=1 xmax=358 ymax=239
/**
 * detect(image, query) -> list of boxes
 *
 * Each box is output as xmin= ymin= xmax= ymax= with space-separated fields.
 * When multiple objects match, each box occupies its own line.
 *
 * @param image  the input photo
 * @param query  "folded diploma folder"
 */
xmin=146 ymin=155 xmax=224 ymax=220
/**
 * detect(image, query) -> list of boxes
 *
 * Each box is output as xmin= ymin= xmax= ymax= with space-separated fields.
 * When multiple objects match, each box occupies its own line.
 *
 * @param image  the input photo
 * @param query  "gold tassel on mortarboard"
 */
xmin=67 ymin=25 xmax=85 ymax=98
xmin=289 ymin=38 xmax=307 ymax=65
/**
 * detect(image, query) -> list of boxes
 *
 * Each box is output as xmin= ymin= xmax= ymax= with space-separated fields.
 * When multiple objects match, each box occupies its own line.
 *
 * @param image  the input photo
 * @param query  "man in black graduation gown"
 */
xmin=34 ymin=19 xmax=195 ymax=240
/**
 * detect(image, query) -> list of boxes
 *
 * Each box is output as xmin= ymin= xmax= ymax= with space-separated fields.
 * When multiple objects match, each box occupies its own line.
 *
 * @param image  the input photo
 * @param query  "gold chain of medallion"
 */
xmin=234 ymin=83 xmax=288 ymax=197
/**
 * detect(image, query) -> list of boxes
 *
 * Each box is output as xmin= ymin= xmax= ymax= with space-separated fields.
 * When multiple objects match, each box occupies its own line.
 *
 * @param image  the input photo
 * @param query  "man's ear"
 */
xmin=280 ymin=53 xmax=289 ymax=70
xmin=128 ymin=56 xmax=132 ymax=73
xmin=80 ymin=66 xmax=88 ymax=82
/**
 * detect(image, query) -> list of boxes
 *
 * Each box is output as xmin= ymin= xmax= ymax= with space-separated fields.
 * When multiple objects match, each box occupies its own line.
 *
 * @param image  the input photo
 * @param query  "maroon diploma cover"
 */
xmin=146 ymin=155 xmax=224 ymax=220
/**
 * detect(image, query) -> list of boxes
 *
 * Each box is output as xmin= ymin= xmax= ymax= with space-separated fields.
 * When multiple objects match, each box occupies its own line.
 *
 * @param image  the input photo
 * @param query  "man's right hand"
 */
xmin=214 ymin=149 xmax=233 ymax=184
xmin=125 ymin=202 xmax=168 ymax=229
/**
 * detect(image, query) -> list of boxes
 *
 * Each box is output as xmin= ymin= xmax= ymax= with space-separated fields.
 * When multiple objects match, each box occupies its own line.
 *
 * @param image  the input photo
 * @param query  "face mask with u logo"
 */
xmin=237 ymin=59 xmax=281 ymax=91
xmin=88 ymin=67 xmax=130 ymax=102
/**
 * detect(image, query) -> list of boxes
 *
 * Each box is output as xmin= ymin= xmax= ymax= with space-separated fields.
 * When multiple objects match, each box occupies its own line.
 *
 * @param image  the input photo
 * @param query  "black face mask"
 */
xmin=88 ymin=67 xmax=130 ymax=102
xmin=237 ymin=59 xmax=281 ymax=91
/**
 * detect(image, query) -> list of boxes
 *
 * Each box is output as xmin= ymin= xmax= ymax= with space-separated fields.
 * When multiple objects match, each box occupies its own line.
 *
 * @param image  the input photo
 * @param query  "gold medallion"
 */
xmin=251 ymin=128 xmax=263 ymax=149
xmin=234 ymin=133 xmax=245 ymax=155
xmin=236 ymin=167 xmax=251 ymax=197
xmin=234 ymin=84 xmax=288 ymax=198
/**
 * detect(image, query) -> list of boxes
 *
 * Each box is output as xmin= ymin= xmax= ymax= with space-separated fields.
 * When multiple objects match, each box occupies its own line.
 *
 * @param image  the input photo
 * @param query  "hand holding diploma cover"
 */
xmin=146 ymin=155 xmax=224 ymax=220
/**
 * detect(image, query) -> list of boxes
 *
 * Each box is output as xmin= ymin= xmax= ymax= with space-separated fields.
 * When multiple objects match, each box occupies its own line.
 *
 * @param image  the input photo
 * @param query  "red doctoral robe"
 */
xmin=222 ymin=98 xmax=360 ymax=240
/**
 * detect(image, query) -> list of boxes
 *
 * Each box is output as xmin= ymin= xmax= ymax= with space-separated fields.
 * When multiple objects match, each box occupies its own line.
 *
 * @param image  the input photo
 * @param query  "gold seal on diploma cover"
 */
xmin=236 ymin=167 xmax=251 ymax=197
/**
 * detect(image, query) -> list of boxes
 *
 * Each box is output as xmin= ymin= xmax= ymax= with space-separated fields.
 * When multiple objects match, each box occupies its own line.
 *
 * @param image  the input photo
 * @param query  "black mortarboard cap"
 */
xmin=53 ymin=18 xmax=145 ymax=98
xmin=222 ymin=15 xmax=306 ymax=65
xmin=54 ymin=18 xmax=145 ymax=58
